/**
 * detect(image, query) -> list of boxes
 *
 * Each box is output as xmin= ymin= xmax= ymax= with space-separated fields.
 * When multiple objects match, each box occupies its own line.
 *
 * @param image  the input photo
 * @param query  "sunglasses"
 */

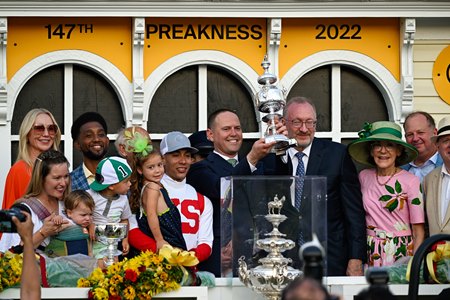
xmin=32 ymin=124 xmax=58 ymax=135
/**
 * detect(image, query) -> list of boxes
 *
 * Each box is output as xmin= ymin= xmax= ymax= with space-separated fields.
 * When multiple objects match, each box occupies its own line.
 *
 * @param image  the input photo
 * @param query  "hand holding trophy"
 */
xmin=255 ymin=55 xmax=298 ymax=155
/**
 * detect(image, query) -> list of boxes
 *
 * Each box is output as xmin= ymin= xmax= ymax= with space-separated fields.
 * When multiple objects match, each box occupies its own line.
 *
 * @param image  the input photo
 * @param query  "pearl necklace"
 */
xmin=376 ymin=168 xmax=398 ymax=186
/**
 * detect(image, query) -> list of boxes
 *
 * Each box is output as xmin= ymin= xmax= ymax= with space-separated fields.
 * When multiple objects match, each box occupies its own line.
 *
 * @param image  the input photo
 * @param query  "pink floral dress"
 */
xmin=359 ymin=168 xmax=424 ymax=267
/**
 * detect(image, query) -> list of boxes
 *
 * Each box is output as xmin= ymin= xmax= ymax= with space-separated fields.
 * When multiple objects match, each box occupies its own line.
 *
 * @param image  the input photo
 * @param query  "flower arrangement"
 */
xmin=78 ymin=246 xmax=199 ymax=300
xmin=0 ymin=251 xmax=23 ymax=292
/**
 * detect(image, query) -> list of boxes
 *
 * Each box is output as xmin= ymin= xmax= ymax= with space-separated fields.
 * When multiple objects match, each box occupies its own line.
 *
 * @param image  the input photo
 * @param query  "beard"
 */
xmin=82 ymin=148 xmax=108 ymax=161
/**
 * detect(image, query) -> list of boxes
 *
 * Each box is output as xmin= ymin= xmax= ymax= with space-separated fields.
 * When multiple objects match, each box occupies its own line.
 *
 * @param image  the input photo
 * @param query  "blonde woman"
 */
xmin=2 ymin=108 xmax=61 ymax=209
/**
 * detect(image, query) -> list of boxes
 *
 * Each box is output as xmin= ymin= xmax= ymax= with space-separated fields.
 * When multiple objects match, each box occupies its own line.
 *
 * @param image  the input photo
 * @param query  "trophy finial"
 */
xmin=258 ymin=55 xmax=277 ymax=85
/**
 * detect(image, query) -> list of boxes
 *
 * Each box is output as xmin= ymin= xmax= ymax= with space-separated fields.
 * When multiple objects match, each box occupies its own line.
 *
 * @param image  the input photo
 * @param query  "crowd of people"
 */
xmin=0 ymin=97 xmax=449 ymax=297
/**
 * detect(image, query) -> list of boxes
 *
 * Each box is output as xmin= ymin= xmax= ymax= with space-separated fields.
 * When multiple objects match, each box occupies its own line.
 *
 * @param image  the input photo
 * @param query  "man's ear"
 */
xmin=74 ymin=140 xmax=81 ymax=151
xmin=206 ymin=128 xmax=214 ymax=143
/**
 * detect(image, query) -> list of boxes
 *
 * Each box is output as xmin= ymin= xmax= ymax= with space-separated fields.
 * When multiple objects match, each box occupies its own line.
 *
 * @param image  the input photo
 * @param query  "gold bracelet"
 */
xmin=39 ymin=229 xmax=46 ymax=238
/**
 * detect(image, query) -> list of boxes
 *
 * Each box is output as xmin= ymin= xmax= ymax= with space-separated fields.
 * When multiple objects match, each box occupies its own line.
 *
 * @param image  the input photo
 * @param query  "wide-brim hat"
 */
xmin=348 ymin=121 xmax=418 ymax=167
xmin=90 ymin=156 xmax=132 ymax=192
xmin=431 ymin=116 xmax=450 ymax=143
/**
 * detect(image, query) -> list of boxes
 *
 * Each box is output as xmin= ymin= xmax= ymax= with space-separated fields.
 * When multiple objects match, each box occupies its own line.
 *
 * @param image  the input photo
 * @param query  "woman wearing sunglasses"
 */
xmin=2 ymin=108 xmax=61 ymax=209
xmin=348 ymin=121 xmax=425 ymax=267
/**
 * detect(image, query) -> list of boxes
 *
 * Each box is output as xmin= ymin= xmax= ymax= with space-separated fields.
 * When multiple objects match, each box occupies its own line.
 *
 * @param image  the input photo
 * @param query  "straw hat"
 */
xmin=431 ymin=116 xmax=450 ymax=143
xmin=348 ymin=121 xmax=418 ymax=167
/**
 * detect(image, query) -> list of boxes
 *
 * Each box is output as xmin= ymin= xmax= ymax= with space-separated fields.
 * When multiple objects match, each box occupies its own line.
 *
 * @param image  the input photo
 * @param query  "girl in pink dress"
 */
xmin=349 ymin=121 xmax=425 ymax=267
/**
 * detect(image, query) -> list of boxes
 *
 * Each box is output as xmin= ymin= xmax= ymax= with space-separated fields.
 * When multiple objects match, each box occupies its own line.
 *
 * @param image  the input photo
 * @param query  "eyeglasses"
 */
xmin=287 ymin=119 xmax=317 ymax=129
xmin=371 ymin=142 xmax=397 ymax=152
xmin=32 ymin=124 xmax=58 ymax=136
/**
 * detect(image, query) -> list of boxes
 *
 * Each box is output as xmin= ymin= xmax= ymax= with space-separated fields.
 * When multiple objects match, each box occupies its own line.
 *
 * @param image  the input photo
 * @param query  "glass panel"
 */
xmin=149 ymin=66 xmax=198 ymax=133
xmin=341 ymin=66 xmax=388 ymax=131
xmin=221 ymin=176 xmax=327 ymax=278
xmin=287 ymin=66 xmax=331 ymax=132
xmin=207 ymin=66 xmax=258 ymax=132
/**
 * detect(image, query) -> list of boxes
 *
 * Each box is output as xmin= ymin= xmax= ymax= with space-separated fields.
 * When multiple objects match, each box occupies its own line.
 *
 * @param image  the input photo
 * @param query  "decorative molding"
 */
xmin=0 ymin=18 xmax=7 ymax=125
xmin=280 ymin=50 xmax=401 ymax=121
xmin=267 ymin=18 xmax=281 ymax=77
xmin=0 ymin=2 xmax=449 ymax=18
xmin=7 ymin=50 xmax=132 ymax=122
xmin=400 ymin=18 xmax=416 ymax=123
xmin=132 ymin=17 xmax=145 ymax=126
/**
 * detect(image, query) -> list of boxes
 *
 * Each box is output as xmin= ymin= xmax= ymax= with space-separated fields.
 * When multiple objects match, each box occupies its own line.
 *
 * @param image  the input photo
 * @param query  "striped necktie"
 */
xmin=227 ymin=158 xmax=238 ymax=167
xmin=295 ymin=151 xmax=306 ymax=246
xmin=295 ymin=152 xmax=305 ymax=210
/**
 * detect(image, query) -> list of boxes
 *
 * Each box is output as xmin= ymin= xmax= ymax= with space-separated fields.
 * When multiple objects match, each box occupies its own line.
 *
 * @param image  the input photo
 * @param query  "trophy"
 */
xmin=255 ymin=56 xmax=298 ymax=155
xmin=95 ymin=223 xmax=128 ymax=266
xmin=238 ymin=194 xmax=302 ymax=300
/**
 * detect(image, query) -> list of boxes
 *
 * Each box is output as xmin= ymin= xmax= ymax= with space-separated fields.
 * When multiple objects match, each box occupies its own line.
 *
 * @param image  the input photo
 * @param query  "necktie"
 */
xmin=295 ymin=152 xmax=305 ymax=210
xmin=295 ymin=151 xmax=306 ymax=246
xmin=227 ymin=158 xmax=238 ymax=167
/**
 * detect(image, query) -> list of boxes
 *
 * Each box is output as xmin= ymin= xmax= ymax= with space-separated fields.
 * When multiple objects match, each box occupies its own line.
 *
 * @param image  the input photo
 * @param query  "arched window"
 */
xmin=148 ymin=64 xmax=258 ymax=154
xmin=11 ymin=64 xmax=124 ymax=168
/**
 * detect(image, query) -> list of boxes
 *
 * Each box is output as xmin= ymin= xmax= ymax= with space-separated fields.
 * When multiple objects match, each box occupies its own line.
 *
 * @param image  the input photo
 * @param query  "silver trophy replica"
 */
xmin=255 ymin=56 xmax=298 ymax=155
xmin=95 ymin=223 xmax=128 ymax=266
xmin=238 ymin=194 xmax=302 ymax=300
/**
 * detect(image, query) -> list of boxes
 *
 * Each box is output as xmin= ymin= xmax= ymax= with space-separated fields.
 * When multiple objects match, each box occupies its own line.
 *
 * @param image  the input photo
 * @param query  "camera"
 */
xmin=299 ymin=234 xmax=326 ymax=281
xmin=0 ymin=204 xmax=28 ymax=233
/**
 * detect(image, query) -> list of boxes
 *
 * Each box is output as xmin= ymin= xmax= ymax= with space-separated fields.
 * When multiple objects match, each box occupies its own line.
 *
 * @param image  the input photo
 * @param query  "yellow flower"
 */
xmin=93 ymin=288 xmax=109 ymax=300
xmin=77 ymin=278 xmax=91 ymax=287
xmin=159 ymin=245 xmax=199 ymax=267
xmin=123 ymin=286 xmax=136 ymax=300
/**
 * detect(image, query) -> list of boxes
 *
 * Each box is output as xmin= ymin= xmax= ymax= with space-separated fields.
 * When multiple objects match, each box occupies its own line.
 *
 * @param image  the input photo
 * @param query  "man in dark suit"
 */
xmin=272 ymin=96 xmax=366 ymax=276
xmin=187 ymin=109 xmax=275 ymax=276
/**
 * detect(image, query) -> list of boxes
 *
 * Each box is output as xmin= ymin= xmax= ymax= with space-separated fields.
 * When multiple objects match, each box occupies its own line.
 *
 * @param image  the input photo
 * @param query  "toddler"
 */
xmin=46 ymin=190 xmax=95 ymax=257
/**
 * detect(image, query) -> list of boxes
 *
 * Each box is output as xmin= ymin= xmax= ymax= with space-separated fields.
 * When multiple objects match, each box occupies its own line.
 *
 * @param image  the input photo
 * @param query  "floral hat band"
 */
xmin=349 ymin=121 xmax=418 ymax=167
xmin=124 ymin=130 xmax=153 ymax=157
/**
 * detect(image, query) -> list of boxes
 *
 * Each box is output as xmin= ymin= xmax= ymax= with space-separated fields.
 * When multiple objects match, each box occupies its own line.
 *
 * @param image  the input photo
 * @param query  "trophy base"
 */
xmin=265 ymin=135 xmax=298 ymax=155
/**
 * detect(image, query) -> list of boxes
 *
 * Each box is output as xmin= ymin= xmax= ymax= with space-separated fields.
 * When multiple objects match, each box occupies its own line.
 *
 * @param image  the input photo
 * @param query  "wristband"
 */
xmin=39 ymin=229 xmax=46 ymax=238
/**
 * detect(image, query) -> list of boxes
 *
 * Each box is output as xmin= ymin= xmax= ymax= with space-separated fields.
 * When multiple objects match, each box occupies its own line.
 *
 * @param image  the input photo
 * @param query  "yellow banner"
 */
xmin=279 ymin=18 xmax=400 ymax=81
xmin=144 ymin=18 xmax=267 ymax=79
xmin=7 ymin=17 xmax=132 ymax=81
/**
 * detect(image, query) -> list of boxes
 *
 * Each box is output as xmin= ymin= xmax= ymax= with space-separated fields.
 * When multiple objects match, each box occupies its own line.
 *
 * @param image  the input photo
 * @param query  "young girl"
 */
xmin=128 ymin=136 xmax=186 ymax=251
xmin=46 ymin=190 xmax=95 ymax=257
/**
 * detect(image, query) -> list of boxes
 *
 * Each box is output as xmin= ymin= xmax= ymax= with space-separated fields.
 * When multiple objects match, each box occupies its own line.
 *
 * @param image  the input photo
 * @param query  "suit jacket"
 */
xmin=424 ymin=166 xmax=450 ymax=235
xmin=264 ymin=138 xmax=367 ymax=275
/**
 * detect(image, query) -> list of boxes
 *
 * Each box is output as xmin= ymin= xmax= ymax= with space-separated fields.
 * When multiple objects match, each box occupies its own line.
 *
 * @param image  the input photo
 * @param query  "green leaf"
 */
xmin=385 ymin=199 xmax=398 ymax=212
xmin=385 ymin=185 xmax=395 ymax=194
xmin=395 ymin=180 xmax=402 ymax=193
xmin=394 ymin=237 xmax=399 ymax=244
xmin=411 ymin=198 xmax=421 ymax=205
xmin=372 ymin=254 xmax=381 ymax=260
xmin=379 ymin=195 xmax=393 ymax=202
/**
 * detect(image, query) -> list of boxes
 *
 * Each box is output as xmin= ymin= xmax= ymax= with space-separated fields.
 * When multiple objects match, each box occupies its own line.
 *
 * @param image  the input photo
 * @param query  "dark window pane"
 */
xmin=73 ymin=65 xmax=124 ymax=134
xmin=73 ymin=65 xmax=124 ymax=167
xmin=207 ymin=66 xmax=258 ymax=132
xmin=11 ymin=65 xmax=65 ymax=162
xmin=287 ymin=66 xmax=331 ymax=132
xmin=341 ymin=66 xmax=388 ymax=131
xmin=149 ymin=66 xmax=198 ymax=133
xmin=12 ymin=65 xmax=64 ymax=134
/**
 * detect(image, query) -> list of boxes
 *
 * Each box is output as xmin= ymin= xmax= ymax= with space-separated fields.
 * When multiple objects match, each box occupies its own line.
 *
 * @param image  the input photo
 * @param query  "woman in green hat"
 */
xmin=348 ymin=121 xmax=425 ymax=267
